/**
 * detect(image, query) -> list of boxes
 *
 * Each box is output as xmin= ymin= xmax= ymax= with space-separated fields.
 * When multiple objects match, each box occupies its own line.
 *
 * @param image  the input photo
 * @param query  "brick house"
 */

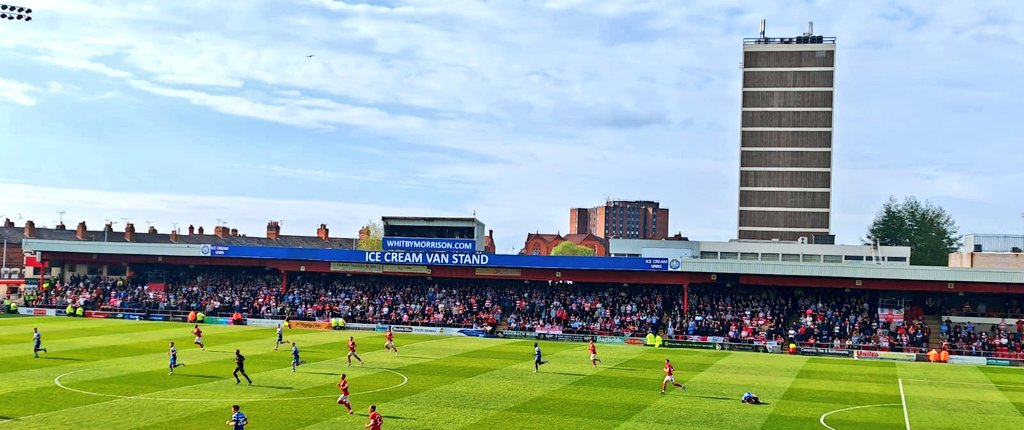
xmin=521 ymin=232 xmax=607 ymax=256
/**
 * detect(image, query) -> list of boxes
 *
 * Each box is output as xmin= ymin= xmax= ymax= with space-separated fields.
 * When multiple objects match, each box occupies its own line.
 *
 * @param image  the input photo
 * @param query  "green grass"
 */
xmin=1 ymin=317 xmax=1022 ymax=429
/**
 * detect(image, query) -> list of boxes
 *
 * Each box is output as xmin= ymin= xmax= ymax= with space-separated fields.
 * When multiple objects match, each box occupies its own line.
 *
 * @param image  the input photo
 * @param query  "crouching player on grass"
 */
xmin=742 ymin=392 xmax=763 ymax=405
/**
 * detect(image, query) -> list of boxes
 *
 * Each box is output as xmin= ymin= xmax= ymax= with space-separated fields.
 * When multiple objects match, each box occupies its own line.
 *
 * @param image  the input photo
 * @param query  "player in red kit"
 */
xmin=192 ymin=325 xmax=205 ymax=351
xmin=365 ymin=404 xmax=383 ymax=430
xmin=660 ymin=358 xmax=685 ymax=394
xmin=337 ymin=374 xmax=353 ymax=414
xmin=384 ymin=328 xmax=398 ymax=356
xmin=588 ymin=340 xmax=601 ymax=367
xmin=346 ymin=336 xmax=363 ymax=367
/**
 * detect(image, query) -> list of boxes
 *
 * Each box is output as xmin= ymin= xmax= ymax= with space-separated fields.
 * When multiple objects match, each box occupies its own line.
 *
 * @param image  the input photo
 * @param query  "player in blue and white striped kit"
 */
xmin=742 ymin=392 xmax=762 ymax=404
xmin=169 ymin=342 xmax=185 ymax=374
xmin=274 ymin=324 xmax=286 ymax=350
xmin=533 ymin=343 xmax=549 ymax=373
xmin=291 ymin=342 xmax=306 ymax=372
xmin=32 ymin=328 xmax=47 ymax=358
xmin=226 ymin=405 xmax=248 ymax=429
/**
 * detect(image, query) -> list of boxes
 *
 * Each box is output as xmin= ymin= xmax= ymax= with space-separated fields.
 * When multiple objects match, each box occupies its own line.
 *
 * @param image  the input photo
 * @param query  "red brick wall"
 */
xmin=654 ymin=208 xmax=670 ymax=240
xmin=590 ymin=207 xmax=607 ymax=239
xmin=569 ymin=208 xmax=589 ymax=235
xmin=524 ymin=237 xmax=565 ymax=255
xmin=0 ymin=241 xmax=23 ymax=275
xmin=578 ymin=238 xmax=607 ymax=256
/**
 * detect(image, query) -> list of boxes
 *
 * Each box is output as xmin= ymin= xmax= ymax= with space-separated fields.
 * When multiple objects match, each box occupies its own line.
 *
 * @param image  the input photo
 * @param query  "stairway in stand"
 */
xmin=924 ymin=313 xmax=943 ymax=350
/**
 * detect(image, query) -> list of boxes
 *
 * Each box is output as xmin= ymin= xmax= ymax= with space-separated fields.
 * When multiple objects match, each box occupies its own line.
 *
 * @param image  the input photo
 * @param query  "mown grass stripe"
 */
xmin=897 ymin=360 xmax=1022 ymax=429
xmin=4 ymin=317 xmax=1024 ymax=429
xmin=4 ymin=331 xmax=512 ymax=429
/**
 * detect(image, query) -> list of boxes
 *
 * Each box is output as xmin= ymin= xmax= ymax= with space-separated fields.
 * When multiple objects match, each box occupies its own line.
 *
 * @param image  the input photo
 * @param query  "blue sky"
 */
xmin=1 ymin=0 xmax=1022 ymax=253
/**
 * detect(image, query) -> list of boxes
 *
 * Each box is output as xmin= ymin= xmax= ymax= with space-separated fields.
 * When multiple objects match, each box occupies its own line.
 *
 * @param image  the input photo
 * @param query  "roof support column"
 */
xmin=682 ymin=283 xmax=689 ymax=322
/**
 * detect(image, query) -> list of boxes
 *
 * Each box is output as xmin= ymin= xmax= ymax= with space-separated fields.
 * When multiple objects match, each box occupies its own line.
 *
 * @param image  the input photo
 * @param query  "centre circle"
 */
xmin=53 ymin=368 xmax=408 ymax=402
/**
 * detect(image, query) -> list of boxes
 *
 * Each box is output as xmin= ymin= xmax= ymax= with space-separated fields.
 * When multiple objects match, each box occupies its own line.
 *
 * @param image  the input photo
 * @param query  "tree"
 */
xmin=357 ymin=221 xmax=383 ymax=251
xmin=864 ymin=196 xmax=962 ymax=266
xmin=550 ymin=241 xmax=596 ymax=256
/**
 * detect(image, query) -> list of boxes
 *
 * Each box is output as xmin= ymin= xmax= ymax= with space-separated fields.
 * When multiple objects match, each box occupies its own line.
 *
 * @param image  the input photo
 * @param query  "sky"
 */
xmin=0 ymin=0 xmax=1022 ymax=253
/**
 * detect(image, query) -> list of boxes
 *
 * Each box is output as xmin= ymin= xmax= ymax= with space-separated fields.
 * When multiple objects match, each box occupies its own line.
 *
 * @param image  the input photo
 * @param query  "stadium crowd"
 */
xmin=784 ymin=291 xmax=931 ymax=353
xmin=33 ymin=274 xmax=155 ymax=309
xmin=28 ymin=267 xmax=931 ymax=347
xmin=941 ymin=317 xmax=1023 ymax=356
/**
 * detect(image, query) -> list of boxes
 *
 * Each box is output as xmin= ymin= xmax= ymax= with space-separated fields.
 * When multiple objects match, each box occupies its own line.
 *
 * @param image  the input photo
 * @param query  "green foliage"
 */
xmin=865 ymin=196 xmax=962 ymax=266
xmin=550 ymin=241 xmax=596 ymax=256
xmin=357 ymin=220 xmax=383 ymax=251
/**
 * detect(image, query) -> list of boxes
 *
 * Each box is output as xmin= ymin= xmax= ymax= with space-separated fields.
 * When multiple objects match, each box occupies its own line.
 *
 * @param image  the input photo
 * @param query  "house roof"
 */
xmin=525 ymin=233 xmax=563 ymax=243
xmin=0 ymin=226 xmax=357 ymax=250
xmin=564 ymin=233 xmax=606 ymax=245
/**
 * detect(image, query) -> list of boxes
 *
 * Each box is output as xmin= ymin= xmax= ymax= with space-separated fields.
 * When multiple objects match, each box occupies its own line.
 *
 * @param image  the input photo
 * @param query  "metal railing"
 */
xmin=943 ymin=309 xmax=1024 ymax=320
xmin=743 ymin=36 xmax=836 ymax=45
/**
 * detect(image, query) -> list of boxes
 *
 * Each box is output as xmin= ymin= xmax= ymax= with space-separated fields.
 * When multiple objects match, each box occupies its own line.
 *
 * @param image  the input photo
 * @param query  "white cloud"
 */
xmin=1 ymin=0 xmax=1022 ymax=248
xmin=0 ymin=78 xmax=39 ymax=106
xmin=37 ymin=57 xmax=133 ymax=79
xmin=78 ymin=90 xmax=129 ymax=102
xmin=252 ymin=164 xmax=477 ymax=191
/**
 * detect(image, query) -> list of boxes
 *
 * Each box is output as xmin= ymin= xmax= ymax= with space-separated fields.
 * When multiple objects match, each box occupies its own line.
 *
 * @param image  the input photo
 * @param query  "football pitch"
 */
xmin=1 ymin=317 xmax=1022 ymax=429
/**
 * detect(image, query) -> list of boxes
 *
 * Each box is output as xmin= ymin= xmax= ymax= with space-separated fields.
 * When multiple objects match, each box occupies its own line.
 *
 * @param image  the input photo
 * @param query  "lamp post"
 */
xmin=0 ymin=4 xmax=32 ymax=22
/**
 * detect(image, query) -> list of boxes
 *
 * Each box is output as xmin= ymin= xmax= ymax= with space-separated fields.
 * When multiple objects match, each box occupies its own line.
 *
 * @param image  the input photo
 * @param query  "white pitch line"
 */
xmin=819 ymin=403 xmax=900 ymax=430
xmin=901 ymin=378 xmax=1024 ymax=389
xmin=52 ymin=368 xmax=408 ymax=402
xmin=898 ymin=378 xmax=911 ymax=430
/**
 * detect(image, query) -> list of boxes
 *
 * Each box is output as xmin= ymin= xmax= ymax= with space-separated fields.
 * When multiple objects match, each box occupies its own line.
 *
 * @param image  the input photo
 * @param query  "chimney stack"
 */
xmin=170 ymin=229 xmax=179 ymax=243
xmin=148 ymin=226 xmax=158 ymax=234
xmin=56 ymin=222 xmax=66 ymax=231
xmin=24 ymin=220 xmax=36 ymax=238
xmin=124 ymin=223 xmax=136 ymax=242
xmin=214 ymin=225 xmax=229 ymax=238
xmin=267 ymin=221 xmax=281 ymax=240
xmin=2 ymin=218 xmax=12 ymax=228
xmin=76 ymin=222 xmax=87 ymax=240
xmin=317 ymin=224 xmax=329 ymax=241
xmin=229 ymin=228 xmax=238 ymax=236
xmin=197 ymin=226 xmax=205 ymax=235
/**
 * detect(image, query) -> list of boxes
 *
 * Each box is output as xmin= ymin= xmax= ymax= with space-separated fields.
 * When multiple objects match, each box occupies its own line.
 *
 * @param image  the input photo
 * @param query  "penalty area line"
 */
xmin=819 ymin=404 xmax=900 ymax=430
xmin=898 ymin=378 xmax=911 ymax=430
xmin=900 ymin=378 xmax=1024 ymax=389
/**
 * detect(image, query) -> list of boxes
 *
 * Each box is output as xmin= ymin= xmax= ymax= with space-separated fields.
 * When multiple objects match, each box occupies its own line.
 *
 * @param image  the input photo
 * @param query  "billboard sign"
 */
xmin=382 ymin=237 xmax=476 ymax=252
xmin=205 ymin=245 xmax=669 ymax=272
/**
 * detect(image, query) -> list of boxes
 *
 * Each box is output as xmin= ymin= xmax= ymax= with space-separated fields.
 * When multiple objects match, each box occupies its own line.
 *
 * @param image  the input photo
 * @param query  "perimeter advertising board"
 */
xmin=854 ymin=350 xmax=916 ymax=362
xmin=799 ymin=347 xmax=854 ymax=358
xmin=497 ymin=330 xmax=630 ymax=344
xmin=948 ymin=355 xmax=987 ymax=365
xmin=660 ymin=339 xmax=718 ymax=350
